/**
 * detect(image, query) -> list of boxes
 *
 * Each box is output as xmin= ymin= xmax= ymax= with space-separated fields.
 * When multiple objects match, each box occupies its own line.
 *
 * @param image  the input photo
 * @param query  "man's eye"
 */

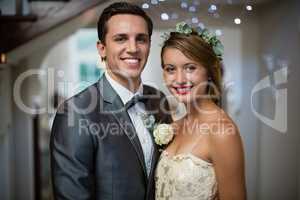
xmin=137 ymin=37 xmax=148 ymax=43
xmin=115 ymin=37 xmax=126 ymax=42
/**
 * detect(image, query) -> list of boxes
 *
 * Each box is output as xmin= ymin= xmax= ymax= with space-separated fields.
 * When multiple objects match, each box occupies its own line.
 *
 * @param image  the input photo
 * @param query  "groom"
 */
xmin=50 ymin=2 xmax=172 ymax=200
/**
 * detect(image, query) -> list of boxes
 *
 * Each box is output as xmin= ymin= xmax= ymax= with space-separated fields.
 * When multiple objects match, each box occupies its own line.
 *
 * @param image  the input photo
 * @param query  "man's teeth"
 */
xmin=123 ymin=58 xmax=139 ymax=64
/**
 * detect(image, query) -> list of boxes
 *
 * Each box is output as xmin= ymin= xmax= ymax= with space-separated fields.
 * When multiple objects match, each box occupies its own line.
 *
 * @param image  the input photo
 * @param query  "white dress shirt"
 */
xmin=105 ymin=72 xmax=154 ymax=176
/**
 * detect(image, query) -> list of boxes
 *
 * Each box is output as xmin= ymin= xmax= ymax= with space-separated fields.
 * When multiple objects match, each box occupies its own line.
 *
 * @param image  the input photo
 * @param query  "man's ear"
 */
xmin=97 ymin=41 xmax=106 ymax=60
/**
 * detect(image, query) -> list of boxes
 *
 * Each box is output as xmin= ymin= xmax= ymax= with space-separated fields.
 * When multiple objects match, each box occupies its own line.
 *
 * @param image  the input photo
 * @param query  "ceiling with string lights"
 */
xmin=129 ymin=0 xmax=274 ymax=29
xmin=0 ymin=0 xmax=275 ymax=53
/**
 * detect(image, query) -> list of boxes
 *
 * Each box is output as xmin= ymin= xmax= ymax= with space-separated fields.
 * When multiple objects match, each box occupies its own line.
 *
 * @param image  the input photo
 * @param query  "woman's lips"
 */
xmin=173 ymin=85 xmax=193 ymax=95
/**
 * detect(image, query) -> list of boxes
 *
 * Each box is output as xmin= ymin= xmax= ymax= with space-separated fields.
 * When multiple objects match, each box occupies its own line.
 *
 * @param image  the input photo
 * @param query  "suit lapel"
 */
xmin=142 ymin=86 xmax=161 ymax=194
xmin=142 ymin=86 xmax=166 ymax=199
xmin=98 ymin=76 xmax=148 ymax=180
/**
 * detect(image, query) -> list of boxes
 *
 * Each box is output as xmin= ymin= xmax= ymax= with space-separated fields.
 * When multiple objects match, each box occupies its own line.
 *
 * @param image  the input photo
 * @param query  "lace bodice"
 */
xmin=155 ymin=151 xmax=218 ymax=200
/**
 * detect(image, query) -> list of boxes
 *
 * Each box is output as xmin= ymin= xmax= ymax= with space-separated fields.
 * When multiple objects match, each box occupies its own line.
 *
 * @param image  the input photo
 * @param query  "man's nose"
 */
xmin=127 ymin=39 xmax=138 ymax=53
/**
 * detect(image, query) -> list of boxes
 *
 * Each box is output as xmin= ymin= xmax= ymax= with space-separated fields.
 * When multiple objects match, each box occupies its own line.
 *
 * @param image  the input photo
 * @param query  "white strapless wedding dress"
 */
xmin=155 ymin=151 xmax=218 ymax=200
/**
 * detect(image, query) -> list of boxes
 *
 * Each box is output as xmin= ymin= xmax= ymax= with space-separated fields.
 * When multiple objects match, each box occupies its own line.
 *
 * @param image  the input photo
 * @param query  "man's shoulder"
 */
xmin=57 ymin=81 xmax=100 ymax=113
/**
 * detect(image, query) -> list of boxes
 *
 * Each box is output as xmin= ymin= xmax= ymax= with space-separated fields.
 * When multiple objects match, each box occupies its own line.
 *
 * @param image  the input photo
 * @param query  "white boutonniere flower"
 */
xmin=140 ymin=113 xmax=174 ymax=146
xmin=153 ymin=124 xmax=174 ymax=146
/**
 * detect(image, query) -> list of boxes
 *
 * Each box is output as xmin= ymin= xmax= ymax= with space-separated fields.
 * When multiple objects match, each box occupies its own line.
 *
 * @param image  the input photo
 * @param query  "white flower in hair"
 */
xmin=161 ymin=21 xmax=224 ymax=60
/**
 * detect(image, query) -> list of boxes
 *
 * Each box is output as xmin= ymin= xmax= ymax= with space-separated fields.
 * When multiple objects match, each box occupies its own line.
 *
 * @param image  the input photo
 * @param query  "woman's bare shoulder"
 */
xmin=207 ymin=108 xmax=240 ymax=142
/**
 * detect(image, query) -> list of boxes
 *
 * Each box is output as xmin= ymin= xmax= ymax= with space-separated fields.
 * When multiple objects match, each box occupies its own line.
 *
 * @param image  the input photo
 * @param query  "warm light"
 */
xmin=188 ymin=6 xmax=196 ymax=12
xmin=208 ymin=4 xmax=218 ymax=13
xmin=0 ymin=53 xmax=7 ymax=64
xmin=142 ymin=3 xmax=150 ymax=9
xmin=234 ymin=18 xmax=241 ymax=24
xmin=161 ymin=13 xmax=169 ymax=21
xmin=181 ymin=1 xmax=188 ymax=9
xmin=210 ymin=4 xmax=217 ymax=11
xmin=246 ymin=5 xmax=253 ymax=11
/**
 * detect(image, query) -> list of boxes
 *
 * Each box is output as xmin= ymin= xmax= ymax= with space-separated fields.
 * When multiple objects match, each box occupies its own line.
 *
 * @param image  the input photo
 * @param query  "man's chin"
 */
xmin=121 ymin=69 xmax=142 ymax=78
xmin=118 ymin=71 xmax=141 ymax=83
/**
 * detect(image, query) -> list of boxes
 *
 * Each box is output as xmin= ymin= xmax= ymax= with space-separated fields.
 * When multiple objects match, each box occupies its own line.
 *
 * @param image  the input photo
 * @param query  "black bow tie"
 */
xmin=125 ymin=95 xmax=148 ymax=110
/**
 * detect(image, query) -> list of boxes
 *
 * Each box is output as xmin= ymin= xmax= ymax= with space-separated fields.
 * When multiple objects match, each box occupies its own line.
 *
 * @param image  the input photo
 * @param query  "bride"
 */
xmin=155 ymin=22 xmax=246 ymax=200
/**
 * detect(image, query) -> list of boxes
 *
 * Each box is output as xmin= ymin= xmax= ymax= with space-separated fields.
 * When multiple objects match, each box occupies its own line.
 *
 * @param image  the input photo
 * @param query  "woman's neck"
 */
xmin=185 ymin=99 xmax=218 ymax=121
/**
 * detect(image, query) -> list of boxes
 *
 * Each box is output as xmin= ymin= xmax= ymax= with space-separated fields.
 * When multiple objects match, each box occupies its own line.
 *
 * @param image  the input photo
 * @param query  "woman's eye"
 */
xmin=185 ymin=65 xmax=196 ymax=72
xmin=164 ymin=66 xmax=175 ymax=73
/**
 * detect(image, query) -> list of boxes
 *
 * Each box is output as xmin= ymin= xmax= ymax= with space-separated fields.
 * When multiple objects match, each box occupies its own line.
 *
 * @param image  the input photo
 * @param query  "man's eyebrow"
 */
xmin=136 ymin=33 xmax=149 ymax=37
xmin=112 ymin=33 xmax=127 ymax=38
xmin=112 ymin=33 xmax=149 ymax=37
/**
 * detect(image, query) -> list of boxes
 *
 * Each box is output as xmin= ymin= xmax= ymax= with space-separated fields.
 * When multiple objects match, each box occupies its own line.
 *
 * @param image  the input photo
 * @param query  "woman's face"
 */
xmin=162 ymin=48 xmax=208 ymax=104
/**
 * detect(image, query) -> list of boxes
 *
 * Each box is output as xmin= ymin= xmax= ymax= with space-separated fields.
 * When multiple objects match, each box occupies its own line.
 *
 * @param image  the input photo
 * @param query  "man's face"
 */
xmin=97 ymin=14 xmax=150 ymax=88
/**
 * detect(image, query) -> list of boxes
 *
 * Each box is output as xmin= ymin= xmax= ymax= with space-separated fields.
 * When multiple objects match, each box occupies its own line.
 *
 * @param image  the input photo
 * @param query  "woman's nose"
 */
xmin=175 ymin=70 xmax=186 ymax=83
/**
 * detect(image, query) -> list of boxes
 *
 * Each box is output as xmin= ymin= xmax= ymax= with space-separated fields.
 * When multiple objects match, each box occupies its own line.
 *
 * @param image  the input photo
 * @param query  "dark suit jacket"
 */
xmin=50 ymin=75 xmax=172 ymax=200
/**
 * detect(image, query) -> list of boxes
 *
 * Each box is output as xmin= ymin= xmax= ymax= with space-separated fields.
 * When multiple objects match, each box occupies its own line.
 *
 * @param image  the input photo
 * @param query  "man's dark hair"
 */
xmin=97 ymin=2 xmax=153 ymax=43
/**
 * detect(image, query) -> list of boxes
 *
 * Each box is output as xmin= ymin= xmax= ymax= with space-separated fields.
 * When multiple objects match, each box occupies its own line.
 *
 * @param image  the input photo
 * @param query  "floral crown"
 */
xmin=162 ymin=21 xmax=224 ymax=60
